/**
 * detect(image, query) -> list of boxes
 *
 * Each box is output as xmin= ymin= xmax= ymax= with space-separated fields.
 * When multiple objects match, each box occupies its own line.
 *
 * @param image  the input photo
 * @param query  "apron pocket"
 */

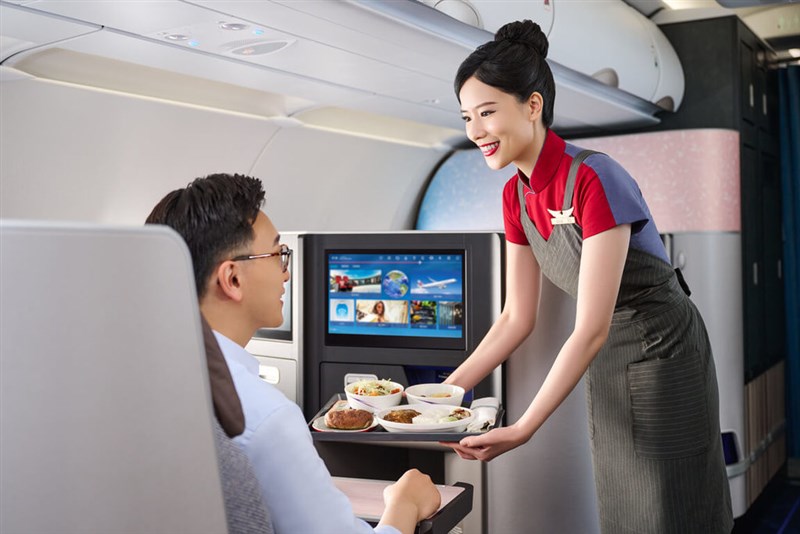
xmin=627 ymin=354 xmax=710 ymax=460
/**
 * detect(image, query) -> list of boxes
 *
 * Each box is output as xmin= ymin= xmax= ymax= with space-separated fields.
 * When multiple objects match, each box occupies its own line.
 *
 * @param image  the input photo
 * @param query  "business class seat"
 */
xmin=0 ymin=220 xmax=253 ymax=533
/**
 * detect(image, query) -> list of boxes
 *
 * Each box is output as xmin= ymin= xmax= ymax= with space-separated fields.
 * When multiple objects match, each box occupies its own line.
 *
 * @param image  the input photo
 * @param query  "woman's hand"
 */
xmin=440 ymin=424 xmax=532 ymax=462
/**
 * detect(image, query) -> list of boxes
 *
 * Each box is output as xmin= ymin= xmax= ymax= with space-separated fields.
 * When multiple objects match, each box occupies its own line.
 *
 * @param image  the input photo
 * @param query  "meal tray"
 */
xmin=308 ymin=394 xmax=504 ymax=442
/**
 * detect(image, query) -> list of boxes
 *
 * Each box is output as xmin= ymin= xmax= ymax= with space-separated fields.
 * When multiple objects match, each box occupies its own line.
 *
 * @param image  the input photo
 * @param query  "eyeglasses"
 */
xmin=231 ymin=244 xmax=292 ymax=273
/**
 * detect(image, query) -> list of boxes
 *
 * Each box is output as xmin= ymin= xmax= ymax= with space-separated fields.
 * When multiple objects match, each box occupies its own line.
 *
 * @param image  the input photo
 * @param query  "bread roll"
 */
xmin=325 ymin=407 xmax=373 ymax=430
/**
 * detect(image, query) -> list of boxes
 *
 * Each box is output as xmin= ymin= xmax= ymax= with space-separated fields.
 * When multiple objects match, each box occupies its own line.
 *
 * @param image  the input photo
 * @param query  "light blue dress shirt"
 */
xmin=214 ymin=332 xmax=401 ymax=534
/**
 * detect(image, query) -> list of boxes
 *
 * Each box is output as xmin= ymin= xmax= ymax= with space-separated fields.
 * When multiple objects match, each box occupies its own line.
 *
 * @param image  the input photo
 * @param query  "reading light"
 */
xmin=220 ymin=22 xmax=249 ymax=31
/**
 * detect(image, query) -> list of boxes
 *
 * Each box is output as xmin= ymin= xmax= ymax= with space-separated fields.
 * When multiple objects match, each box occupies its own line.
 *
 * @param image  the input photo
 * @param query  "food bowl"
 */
xmin=376 ymin=404 xmax=474 ymax=433
xmin=404 ymin=383 xmax=465 ymax=406
xmin=345 ymin=379 xmax=404 ymax=413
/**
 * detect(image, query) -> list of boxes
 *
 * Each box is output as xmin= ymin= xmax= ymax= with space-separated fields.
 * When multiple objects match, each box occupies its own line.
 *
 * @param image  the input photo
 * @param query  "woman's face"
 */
xmin=376 ymin=302 xmax=384 ymax=314
xmin=459 ymin=76 xmax=538 ymax=172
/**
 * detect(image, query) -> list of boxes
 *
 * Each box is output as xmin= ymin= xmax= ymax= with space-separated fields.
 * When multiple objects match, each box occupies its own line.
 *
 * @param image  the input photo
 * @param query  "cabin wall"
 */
xmin=0 ymin=72 xmax=446 ymax=231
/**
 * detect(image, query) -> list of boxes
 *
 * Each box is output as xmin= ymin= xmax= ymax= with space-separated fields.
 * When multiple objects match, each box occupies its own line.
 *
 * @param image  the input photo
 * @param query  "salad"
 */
xmin=348 ymin=379 xmax=401 ymax=396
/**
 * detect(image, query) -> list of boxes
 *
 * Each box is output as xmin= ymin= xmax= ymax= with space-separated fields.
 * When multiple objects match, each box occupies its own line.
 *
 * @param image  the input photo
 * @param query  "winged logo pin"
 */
xmin=547 ymin=207 xmax=575 ymax=225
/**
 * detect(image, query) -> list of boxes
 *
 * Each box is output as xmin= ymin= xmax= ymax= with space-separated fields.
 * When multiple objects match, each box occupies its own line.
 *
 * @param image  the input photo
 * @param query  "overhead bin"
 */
xmin=0 ymin=4 xmax=100 ymax=63
xmin=418 ymin=0 xmax=685 ymax=111
xmin=0 ymin=0 xmax=679 ymax=138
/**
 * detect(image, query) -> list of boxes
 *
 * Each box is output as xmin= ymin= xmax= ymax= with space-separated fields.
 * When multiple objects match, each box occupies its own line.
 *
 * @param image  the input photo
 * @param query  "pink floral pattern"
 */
xmin=575 ymin=129 xmax=741 ymax=232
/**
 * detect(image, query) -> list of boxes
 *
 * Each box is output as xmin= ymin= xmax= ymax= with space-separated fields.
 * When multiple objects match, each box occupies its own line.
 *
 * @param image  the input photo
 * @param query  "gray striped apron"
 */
xmin=517 ymin=150 xmax=733 ymax=533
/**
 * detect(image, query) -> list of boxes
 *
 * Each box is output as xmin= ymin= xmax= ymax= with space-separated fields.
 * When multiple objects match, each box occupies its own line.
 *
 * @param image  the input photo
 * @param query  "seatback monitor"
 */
xmin=327 ymin=251 xmax=464 ymax=343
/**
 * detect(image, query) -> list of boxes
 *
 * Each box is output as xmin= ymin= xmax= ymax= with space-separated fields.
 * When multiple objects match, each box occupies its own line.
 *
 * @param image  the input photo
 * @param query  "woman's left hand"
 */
xmin=440 ymin=424 xmax=531 ymax=462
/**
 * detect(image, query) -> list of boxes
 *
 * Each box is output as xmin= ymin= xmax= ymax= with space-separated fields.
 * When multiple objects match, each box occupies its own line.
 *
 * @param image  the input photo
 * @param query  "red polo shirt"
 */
xmin=502 ymin=129 xmax=669 ymax=263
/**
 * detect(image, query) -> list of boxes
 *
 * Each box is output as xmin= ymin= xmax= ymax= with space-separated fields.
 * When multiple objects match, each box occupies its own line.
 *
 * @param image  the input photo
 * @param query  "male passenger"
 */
xmin=146 ymin=173 xmax=440 ymax=534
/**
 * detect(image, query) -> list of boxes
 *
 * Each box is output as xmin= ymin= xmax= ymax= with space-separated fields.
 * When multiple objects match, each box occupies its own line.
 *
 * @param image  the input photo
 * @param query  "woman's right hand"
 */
xmin=442 ymin=423 xmax=533 ymax=462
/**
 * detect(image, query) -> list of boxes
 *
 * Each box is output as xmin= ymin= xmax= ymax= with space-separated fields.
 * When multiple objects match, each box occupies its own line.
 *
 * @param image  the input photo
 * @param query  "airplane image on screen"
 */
xmin=417 ymin=277 xmax=457 ymax=290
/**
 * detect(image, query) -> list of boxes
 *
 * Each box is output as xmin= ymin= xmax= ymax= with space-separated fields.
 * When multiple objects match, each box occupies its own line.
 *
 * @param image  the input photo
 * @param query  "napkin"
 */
xmin=466 ymin=397 xmax=500 ymax=432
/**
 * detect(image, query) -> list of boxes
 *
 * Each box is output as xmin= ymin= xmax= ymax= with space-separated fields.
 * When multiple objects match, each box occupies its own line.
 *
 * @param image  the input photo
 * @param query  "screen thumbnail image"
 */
xmin=330 ymin=298 xmax=355 ymax=322
xmin=438 ymin=301 xmax=463 ymax=327
xmin=330 ymin=269 xmax=381 ymax=293
xmin=410 ymin=275 xmax=460 ymax=295
xmin=355 ymin=299 xmax=409 ymax=324
xmin=410 ymin=300 xmax=437 ymax=325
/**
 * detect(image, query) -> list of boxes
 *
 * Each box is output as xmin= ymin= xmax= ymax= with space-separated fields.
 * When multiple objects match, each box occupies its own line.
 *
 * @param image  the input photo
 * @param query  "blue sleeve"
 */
xmin=244 ymin=402 xmax=399 ymax=534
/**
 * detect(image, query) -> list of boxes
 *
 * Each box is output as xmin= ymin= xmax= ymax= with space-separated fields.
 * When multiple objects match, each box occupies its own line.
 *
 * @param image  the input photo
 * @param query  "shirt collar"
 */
xmin=520 ymin=129 xmax=566 ymax=194
xmin=213 ymin=330 xmax=259 ymax=376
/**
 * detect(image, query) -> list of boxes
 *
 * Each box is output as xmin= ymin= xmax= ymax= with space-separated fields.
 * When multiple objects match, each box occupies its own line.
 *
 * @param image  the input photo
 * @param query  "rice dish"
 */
xmin=412 ymin=407 xmax=471 ymax=425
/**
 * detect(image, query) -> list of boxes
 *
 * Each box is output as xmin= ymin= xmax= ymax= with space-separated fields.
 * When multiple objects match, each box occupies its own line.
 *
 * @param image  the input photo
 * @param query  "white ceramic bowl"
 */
xmin=376 ymin=404 xmax=474 ymax=433
xmin=345 ymin=379 xmax=404 ymax=413
xmin=404 ymin=383 xmax=465 ymax=406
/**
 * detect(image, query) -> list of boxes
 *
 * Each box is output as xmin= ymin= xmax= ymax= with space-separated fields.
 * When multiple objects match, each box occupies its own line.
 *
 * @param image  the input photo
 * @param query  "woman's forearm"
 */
xmin=445 ymin=310 xmax=534 ymax=391
xmin=516 ymin=329 xmax=606 ymax=436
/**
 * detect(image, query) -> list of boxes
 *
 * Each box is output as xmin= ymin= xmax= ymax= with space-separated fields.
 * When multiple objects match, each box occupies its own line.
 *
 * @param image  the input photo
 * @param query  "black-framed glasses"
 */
xmin=231 ymin=244 xmax=292 ymax=273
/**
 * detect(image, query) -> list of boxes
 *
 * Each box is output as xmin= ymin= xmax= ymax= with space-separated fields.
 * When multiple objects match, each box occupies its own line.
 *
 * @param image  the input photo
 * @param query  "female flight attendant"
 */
xmin=443 ymin=20 xmax=733 ymax=533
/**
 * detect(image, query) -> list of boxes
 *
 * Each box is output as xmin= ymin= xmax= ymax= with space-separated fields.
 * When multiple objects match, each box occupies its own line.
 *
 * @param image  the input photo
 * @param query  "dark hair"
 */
xmin=454 ymin=19 xmax=556 ymax=127
xmin=145 ymin=173 xmax=266 ymax=299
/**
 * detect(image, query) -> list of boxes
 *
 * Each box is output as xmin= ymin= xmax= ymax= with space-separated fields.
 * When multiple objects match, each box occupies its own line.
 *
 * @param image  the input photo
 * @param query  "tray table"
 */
xmin=309 ymin=394 xmax=504 ymax=442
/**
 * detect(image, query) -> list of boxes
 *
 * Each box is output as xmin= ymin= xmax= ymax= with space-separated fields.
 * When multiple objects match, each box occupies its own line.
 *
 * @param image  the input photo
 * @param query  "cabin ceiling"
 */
xmin=0 ymin=0 xmax=664 ymax=144
xmin=1 ymin=0 xmax=796 ymax=147
xmin=650 ymin=0 xmax=800 ymax=64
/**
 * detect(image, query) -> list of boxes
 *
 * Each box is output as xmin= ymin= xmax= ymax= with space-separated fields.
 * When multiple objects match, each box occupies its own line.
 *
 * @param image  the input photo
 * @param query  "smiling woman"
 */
xmin=443 ymin=19 xmax=734 ymax=534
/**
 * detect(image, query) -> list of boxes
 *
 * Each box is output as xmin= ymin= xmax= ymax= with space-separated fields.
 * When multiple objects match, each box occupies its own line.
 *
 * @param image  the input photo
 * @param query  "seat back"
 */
xmin=0 ymin=220 xmax=227 ymax=534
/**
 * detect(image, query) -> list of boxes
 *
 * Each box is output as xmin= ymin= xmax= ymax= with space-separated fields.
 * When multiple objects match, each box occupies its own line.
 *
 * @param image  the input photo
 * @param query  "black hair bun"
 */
xmin=494 ymin=19 xmax=548 ymax=58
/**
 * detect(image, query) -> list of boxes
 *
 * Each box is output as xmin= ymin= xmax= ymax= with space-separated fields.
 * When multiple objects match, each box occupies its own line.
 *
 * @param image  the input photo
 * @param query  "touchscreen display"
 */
xmin=327 ymin=251 xmax=464 ymax=339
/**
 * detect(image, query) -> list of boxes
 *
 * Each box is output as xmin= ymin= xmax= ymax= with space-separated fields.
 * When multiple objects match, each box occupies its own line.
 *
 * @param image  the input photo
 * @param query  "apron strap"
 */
xmin=562 ymin=150 xmax=601 ymax=211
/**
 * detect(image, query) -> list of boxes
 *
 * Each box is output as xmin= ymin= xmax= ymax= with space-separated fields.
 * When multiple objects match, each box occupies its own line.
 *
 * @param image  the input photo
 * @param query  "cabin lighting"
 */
xmin=661 ymin=0 xmax=712 ymax=9
xmin=220 ymin=22 xmax=249 ymax=31
xmin=164 ymin=34 xmax=189 ymax=41
xmin=789 ymin=48 xmax=800 ymax=58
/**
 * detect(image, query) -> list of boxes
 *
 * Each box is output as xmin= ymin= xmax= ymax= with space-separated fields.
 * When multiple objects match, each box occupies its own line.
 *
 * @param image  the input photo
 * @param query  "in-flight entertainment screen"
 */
xmin=327 ymin=251 xmax=464 ymax=340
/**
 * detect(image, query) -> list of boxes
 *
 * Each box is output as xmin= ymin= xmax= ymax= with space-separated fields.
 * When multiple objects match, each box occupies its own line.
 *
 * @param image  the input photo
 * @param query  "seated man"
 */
xmin=201 ymin=313 xmax=273 ymax=534
xmin=146 ymin=173 xmax=440 ymax=534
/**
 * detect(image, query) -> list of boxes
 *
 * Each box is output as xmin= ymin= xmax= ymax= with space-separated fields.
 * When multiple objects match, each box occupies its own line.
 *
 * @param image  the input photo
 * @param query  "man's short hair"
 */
xmin=146 ymin=173 xmax=265 ymax=299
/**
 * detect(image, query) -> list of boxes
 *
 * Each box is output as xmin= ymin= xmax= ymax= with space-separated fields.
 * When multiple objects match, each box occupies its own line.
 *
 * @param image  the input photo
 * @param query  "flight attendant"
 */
xmin=442 ymin=19 xmax=733 ymax=533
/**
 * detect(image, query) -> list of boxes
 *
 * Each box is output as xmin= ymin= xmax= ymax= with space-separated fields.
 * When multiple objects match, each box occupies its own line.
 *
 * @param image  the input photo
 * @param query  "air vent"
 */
xmin=219 ymin=39 xmax=294 ymax=56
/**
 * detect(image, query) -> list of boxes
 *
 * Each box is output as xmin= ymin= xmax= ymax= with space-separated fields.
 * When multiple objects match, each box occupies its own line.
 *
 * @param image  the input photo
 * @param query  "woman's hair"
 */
xmin=373 ymin=301 xmax=385 ymax=314
xmin=454 ymin=19 xmax=556 ymax=127
xmin=145 ymin=173 xmax=265 ymax=299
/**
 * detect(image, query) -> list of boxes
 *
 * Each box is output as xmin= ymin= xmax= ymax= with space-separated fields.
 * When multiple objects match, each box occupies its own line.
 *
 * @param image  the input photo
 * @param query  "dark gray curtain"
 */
xmin=779 ymin=65 xmax=800 ymax=457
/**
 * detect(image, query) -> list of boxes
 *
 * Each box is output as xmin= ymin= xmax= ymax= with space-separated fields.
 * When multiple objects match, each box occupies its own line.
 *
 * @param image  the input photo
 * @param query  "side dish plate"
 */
xmin=376 ymin=404 xmax=474 ymax=433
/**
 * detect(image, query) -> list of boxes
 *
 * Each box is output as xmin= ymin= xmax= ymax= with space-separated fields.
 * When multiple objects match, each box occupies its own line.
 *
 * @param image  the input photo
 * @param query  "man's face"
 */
xmin=240 ymin=212 xmax=290 ymax=329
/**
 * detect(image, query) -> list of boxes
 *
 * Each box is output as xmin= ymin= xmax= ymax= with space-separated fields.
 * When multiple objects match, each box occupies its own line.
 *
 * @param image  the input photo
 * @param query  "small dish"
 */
xmin=405 ymin=383 xmax=465 ymax=406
